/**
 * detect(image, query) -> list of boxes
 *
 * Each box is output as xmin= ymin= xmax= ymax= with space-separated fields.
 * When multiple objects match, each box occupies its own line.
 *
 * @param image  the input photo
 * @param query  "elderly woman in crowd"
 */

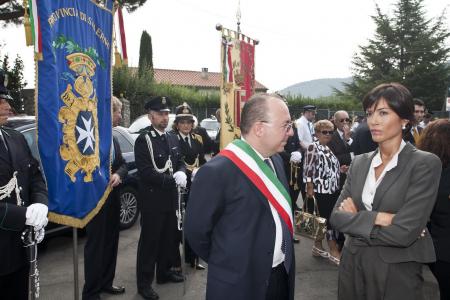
xmin=303 ymin=119 xmax=343 ymax=265
xmin=330 ymin=83 xmax=442 ymax=300
xmin=418 ymin=119 xmax=450 ymax=300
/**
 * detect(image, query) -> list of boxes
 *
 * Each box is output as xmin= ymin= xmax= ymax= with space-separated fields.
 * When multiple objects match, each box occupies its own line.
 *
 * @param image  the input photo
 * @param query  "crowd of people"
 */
xmin=1 ymin=69 xmax=449 ymax=300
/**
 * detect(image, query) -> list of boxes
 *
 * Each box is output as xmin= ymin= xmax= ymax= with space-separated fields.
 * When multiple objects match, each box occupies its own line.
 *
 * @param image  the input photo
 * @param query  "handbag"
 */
xmin=294 ymin=196 xmax=327 ymax=240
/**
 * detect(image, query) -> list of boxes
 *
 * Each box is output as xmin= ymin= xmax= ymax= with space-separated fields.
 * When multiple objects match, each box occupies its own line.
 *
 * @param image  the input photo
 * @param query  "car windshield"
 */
xmin=201 ymin=120 xmax=219 ymax=130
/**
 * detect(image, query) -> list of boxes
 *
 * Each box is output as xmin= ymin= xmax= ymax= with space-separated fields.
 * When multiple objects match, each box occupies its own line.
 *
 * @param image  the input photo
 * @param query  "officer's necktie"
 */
xmin=0 ymin=132 xmax=8 ymax=159
xmin=184 ymin=136 xmax=190 ymax=148
xmin=264 ymin=158 xmax=292 ymax=273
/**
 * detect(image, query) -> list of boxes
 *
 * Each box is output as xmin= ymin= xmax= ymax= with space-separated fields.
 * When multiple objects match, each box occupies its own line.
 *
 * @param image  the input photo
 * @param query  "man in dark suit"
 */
xmin=328 ymin=110 xmax=354 ymax=249
xmin=134 ymin=96 xmax=186 ymax=300
xmin=82 ymin=96 xmax=128 ymax=300
xmin=404 ymin=98 xmax=425 ymax=145
xmin=185 ymin=93 xmax=296 ymax=300
xmin=0 ymin=78 xmax=48 ymax=300
xmin=350 ymin=120 xmax=378 ymax=155
xmin=280 ymin=121 xmax=302 ymax=244
xmin=328 ymin=110 xmax=353 ymax=189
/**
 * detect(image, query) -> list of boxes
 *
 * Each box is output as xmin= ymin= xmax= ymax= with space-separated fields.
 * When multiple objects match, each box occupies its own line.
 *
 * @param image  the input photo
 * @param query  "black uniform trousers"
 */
xmin=82 ymin=190 xmax=121 ymax=300
xmin=182 ymin=191 xmax=198 ymax=265
xmin=136 ymin=210 xmax=177 ymax=289
xmin=0 ymin=264 xmax=28 ymax=300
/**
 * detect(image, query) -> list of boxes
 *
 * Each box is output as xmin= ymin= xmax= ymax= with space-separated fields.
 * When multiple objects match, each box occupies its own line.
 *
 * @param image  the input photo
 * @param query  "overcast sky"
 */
xmin=1 ymin=0 xmax=449 ymax=91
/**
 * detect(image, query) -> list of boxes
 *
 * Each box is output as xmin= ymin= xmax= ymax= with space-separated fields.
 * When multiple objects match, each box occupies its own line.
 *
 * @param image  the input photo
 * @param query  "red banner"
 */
xmin=239 ymin=40 xmax=255 ymax=102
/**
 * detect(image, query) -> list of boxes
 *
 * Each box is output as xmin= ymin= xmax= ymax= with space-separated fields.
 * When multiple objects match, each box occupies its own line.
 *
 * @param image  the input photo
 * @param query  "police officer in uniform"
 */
xmin=0 ymin=70 xmax=48 ymax=300
xmin=170 ymin=102 xmax=206 ymax=270
xmin=134 ymin=96 xmax=186 ymax=300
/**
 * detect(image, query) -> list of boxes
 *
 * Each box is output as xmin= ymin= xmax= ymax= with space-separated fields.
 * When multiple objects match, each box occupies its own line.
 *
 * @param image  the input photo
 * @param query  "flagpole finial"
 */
xmin=236 ymin=0 xmax=241 ymax=34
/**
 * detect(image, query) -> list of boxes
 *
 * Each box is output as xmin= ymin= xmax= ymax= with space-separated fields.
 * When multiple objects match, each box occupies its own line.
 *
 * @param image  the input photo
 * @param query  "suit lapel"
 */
xmin=353 ymin=151 xmax=374 ymax=211
xmin=371 ymin=143 xmax=414 ymax=210
xmin=2 ymin=130 xmax=19 ymax=168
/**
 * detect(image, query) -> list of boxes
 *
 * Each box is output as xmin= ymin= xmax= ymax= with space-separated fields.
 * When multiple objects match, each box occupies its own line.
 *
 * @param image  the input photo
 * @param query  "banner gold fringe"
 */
xmin=48 ymin=185 xmax=112 ymax=228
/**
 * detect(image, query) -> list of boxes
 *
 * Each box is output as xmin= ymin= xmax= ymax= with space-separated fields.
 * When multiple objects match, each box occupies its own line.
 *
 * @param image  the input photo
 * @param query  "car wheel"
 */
xmin=119 ymin=186 xmax=139 ymax=230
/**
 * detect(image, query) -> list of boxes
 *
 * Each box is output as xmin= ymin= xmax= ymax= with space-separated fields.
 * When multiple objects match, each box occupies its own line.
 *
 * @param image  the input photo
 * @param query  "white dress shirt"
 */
xmin=243 ymin=138 xmax=285 ymax=267
xmin=362 ymin=140 xmax=406 ymax=210
xmin=296 ymin=116 xmax=314 ymax=149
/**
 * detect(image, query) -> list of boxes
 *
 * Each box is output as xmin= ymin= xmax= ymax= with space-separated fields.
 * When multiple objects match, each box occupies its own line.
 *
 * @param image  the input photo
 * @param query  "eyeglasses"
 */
xmin=339 ymin=118 xmax=351 ymax=123
xmin=320 ymin=130 xmax=334 ymax=135
xmin=261 ymin=121 xmax=293 ymax=133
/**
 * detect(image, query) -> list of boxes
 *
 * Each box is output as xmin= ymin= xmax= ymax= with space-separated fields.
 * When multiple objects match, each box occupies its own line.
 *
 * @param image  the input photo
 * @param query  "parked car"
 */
xmin=200 ymin=117 xmax=220 ymax=141
xmin=4 ymin=117 xmax=140 ymax=231
xmin=129 ymin=113 xmax=197 ymax=134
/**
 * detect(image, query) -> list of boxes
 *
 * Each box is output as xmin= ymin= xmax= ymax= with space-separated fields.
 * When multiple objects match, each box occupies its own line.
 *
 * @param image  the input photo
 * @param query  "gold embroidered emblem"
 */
xmin=58 ymin=53 xmax=100 ymax=182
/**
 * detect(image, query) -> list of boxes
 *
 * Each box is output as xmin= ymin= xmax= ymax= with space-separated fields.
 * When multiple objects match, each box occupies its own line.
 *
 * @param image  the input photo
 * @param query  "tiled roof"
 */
xmin=153 ymin=68 xmax=267 ymax=91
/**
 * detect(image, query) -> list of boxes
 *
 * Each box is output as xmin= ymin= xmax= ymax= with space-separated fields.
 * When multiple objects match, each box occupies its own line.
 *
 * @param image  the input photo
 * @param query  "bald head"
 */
xmin=240 ymin=93 xmax=293 ymax=157
xmin=334 ymin=110 xmax=350 ymax=131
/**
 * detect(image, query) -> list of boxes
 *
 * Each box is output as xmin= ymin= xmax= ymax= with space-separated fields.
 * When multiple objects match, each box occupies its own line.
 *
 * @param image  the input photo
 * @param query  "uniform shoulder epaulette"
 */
xmin=1 ymin=126 xmax=20 ymax=135
xmin=192 ymin=133 xmax=203 ymax=145
xmin=136 ymin=126 xmax=151 ymax=135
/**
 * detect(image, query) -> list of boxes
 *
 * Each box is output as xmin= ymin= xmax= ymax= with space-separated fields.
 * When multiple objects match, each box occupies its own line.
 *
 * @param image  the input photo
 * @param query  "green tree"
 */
xmin=138 ymin=30 xmax=153 ymax=78
xmin=339 ymin=0 xmax=450 ymax=110
xmin=113 ymin=65 xmax=153 ymax=121
xmin=0 ymin=54 xmax=27 ymax=113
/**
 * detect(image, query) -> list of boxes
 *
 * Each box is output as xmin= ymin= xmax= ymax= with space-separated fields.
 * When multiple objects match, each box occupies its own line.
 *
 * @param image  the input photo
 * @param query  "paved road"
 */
xmin=38 ymin=220 xmax=440 ymax=299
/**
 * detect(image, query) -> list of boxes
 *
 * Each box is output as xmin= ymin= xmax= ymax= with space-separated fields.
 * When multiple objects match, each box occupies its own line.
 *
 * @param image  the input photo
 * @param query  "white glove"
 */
xmin=173 ymin=171 xmax=187 ymax=188
xmin=25 ymin=203 xmax=49 ymax=228
xmin=290 ymin=151 xmax=302 ymax=163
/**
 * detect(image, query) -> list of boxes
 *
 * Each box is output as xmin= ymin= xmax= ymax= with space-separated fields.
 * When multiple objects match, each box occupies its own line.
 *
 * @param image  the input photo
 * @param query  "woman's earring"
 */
xmin=402 ymin=124 xmax=406 ymax=130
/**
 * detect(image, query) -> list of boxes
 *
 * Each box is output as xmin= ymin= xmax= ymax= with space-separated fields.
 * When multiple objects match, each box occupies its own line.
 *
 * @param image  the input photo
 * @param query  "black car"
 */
xmin=5 ymin=117 xmax=140 ymax=231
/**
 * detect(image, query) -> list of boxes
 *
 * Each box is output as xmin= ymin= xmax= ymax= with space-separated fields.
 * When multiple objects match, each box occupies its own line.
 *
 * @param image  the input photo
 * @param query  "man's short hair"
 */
xmin=240 ymin=93 xmax=283 ymax=136
xmin=112 ymin=96 xmax=122 ymax=113
xmin=413 ymin=98 xmax=425 ymax=107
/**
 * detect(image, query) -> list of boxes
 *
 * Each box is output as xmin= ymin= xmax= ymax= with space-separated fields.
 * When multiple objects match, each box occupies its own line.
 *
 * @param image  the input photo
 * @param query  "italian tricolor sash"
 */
xmin=219 ymin=139 xmax=293 ymax=235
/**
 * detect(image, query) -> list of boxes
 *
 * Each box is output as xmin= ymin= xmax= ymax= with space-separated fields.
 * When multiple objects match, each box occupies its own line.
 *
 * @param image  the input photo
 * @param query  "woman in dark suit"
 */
xmin=330 ymin=83 xmax=442 ymax=300
xmin=417 ymin=119 xmax=450 ymax=300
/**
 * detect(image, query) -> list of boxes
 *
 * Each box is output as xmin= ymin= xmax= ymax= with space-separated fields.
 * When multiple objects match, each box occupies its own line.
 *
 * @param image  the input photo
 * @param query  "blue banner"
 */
xmin=36 ymin=0 xmax=114 ymax=227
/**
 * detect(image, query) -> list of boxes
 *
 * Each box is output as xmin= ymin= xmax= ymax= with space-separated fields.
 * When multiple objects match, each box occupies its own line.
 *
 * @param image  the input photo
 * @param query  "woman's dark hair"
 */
xmin=362 ymin=83 xmax=415 ymax=130
xmin=417 ymin=119 xmax=450 ymax=168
